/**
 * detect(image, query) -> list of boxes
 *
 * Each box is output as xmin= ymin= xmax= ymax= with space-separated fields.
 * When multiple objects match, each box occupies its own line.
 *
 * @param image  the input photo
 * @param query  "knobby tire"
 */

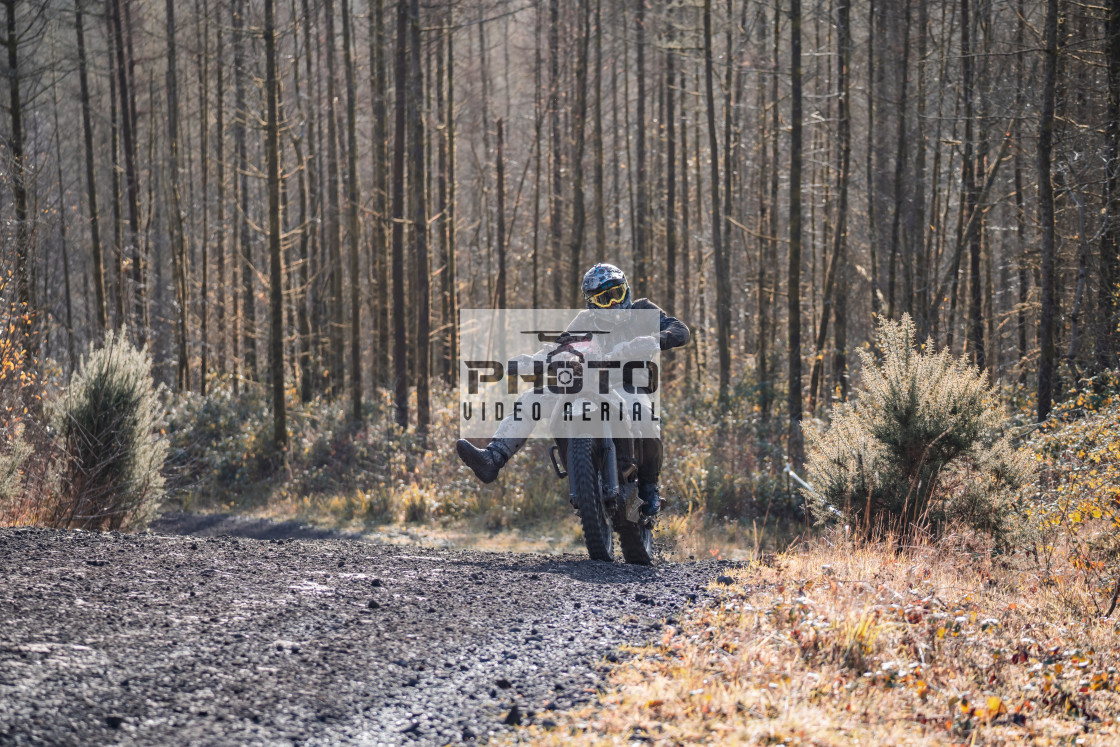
xmin=616 ymin=514 xmax=654 ymax=566
xmin=569 ymin=438 xmax=614 ymax=562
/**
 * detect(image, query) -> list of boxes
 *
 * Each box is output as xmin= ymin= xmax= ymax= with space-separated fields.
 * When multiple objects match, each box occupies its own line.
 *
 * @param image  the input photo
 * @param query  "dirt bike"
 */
xmin=543 ymin=332 xmax=656 ymax=565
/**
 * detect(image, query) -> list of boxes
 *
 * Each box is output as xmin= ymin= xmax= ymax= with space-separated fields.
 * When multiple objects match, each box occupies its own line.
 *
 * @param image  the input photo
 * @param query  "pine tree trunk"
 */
xmin=811 ymin=0 xmax=851 ymax=413
xmin=763 ymin=1 xmax=781 ymax=420
xmin=592 ymin=0 xmax=606 ymax=257
xmin=233 ymin=0 xmax=255 ymax=381
xmin=788 ymin=0 xmax=805 ymax=467
xmin=476 ymin=9 xmax=493 ymax=306
xmin=264 ymin=0 xmax=287 ymax=448
xmin=680 ymin=61 xmax=694 ymax=383
xmin=76 ymin=0 xmax=106 ymax=333
xmin=665 ymin=41 xmax=677 ymax=372
xmin=369 ymin=0 xmax=389 ymax=389
xmin=962 ymin=0 xmax=985 ymax=370
xmin=866 ymin=0 xmax=880 ymax=319
xmin=531 ymin=2 xmax=542 ymax=308
xmin=548 ymin=0 xmax=564 ymax=306
xmin=634 ymin=0 xmax=649 ymax=296
xmin=1014 ymin=139 xmax=1029 ymax=375
xmin=568 ymin=0 xmax=590 ymax=307
xmin=886 ymin=0 xmax=912 ymax=322
xmin=703 ymin=0 xmax=730 ymax=402
xmin=292 ymin=18 xmax=313 ymax=403
xmin=110 ymin=0 xmax=145 ymax=343
xmin=496 ymin=118 xmax=507 ymax=308
xmin=391 ymin=0 xmax=409 ymax=429
xmin=435 ymin=16 xmax=449 ymax=380
xmin=341 ymin=0 xmax=362 ymax=422
xmin=723 ymin=0 xmax=736 ymax=351
xmin=1100 ymin=0 xmax=1120 ymax=369
xmin=912 ymin=0 xmax=930 ymax=335
xmin=1037 ymin=0 xmax=1058 ymax=422
xmin=5 ymin=0 xmax=37 ymax=366
xmin=165 ymin=0 xmax=190 ymax=390
xmin=108 ymin=15 xmax=125 ymax=329
xmin=756 ymin=7 xmax=771 ymax=418
xmin=324 ymin=0 xmax=343 ymax=397
xmin=439 ymin=19 xmax=452 ymax=385
xmin=214 ymin=13 xmax=226 ymax=380
xmin=48 ymin=48 xmax=75 ymax=369
xmin=194 ymin=0 xmax=210 ymax=395
xmin=408 ymin=0 xmax=430 ymax=435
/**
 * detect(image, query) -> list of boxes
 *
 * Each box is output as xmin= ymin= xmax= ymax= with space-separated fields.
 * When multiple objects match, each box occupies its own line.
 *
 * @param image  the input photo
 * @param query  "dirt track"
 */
xmin=0 ymin=521 xmax=725 ymax=746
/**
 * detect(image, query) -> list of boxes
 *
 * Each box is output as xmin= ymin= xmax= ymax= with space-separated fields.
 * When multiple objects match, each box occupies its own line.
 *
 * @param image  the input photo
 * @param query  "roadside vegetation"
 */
xmin=155 ymin=373 xmax=795 ymax=556
xmin=512 ymin=525 xmax=1120 ymax=745
xmin=1 ymin=321 xmax=796 ymax=556
xmin=5 ymin=310 xmax=1120 ymax=743
xmin=506 ymin=326 xmax=1120 ymax=745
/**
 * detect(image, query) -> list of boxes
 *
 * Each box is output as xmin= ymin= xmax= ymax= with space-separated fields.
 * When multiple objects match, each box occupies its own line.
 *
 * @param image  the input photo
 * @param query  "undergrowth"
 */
xmin=505 ymin=368 xmax=1120 ymax=745
xmin=511 ymin=530 xmax=1120 ymax=746
xmin=164 ymin=381 xmax=572 ymax=530
xmin=163 ymin=371 xmax=797 ymax=547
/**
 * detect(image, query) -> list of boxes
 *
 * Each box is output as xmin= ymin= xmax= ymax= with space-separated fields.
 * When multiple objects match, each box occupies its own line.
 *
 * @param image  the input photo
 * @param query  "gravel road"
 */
xmin=0 ymin=522 xmax=725 ymax=746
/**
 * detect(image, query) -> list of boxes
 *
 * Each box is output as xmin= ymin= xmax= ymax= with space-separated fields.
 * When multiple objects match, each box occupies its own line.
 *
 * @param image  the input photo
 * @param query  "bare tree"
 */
xmin=109 ymin=0 xmax=146 ymax=340
xmin=166 ymin=0 xmax=190 ymax=390
xmin=809 ymin=0 xmax=852 ymax=413
xmin=702 ymin=0 xmax=730 ymax=402
xmin=264 ymin=0 xmax=287 ymax=448
xmin=408 ymin=0 xmax=429 ymax=435
xmin=341 ymin=0 xmax=362 ymax=422
xmin=76 ymin=0 xmax=107 ymax=334
xmin=568 ymin=0 xmax=590 ymax=306
xmin=1100 ymin=0 xmax=1120 ymax=368
xmin=548 ymin=0 xmax=563 ymax=305
xmin=390 ymin=0 xmax=408 ymax=429
xmin=1037 ymin=0 xmax=1058 ymax=421
xmin=961 ymin=0 xmax=985 ymax=370
xmin=232 ymin=0 xmax=256 ymax=381
xmin=324 ymin=0 xmax=343 ymax=396
xmin=634 ymin=0 xmax=649 ymax=297
xmin=788 ymin=0 xmax=804 ymax=467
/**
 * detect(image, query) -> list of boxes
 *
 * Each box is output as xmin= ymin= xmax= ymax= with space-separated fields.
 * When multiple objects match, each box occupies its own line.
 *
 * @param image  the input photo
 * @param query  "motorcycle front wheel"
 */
xmin=616 ymin=517 xmax=654 ymax=566
xmin=568 ymin=437 xmax=614 ymax=562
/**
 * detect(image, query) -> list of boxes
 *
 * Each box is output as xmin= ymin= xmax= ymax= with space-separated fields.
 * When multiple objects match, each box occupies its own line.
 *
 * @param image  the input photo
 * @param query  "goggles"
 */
xmin=585 ymin=282 xmax=628 ymax=308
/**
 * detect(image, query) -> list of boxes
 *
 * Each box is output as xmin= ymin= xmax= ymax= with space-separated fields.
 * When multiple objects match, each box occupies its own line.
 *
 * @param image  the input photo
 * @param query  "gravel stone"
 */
xmin=0 ymin=524 xmax=725 ymax=746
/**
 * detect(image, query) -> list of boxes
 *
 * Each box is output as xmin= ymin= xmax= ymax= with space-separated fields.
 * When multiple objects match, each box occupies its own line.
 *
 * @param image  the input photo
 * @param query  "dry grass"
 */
xmin=509 ymin=531 xmax=1120 ymax=745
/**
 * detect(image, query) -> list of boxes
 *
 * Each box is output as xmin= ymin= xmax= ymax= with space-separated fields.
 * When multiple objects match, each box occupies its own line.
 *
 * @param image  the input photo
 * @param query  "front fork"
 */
xmin=552 ymin=436 xmax=639 ymax=518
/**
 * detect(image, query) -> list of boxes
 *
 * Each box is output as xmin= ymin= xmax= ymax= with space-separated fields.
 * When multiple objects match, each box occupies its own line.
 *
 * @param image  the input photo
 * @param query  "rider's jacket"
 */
xmin=630 ymin=298 xmax=690 ymax=351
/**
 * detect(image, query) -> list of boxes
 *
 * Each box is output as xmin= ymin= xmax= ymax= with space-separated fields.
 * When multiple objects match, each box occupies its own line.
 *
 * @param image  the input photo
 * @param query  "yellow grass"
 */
xmin=508 ymin=532 xmax=1120 ymax=745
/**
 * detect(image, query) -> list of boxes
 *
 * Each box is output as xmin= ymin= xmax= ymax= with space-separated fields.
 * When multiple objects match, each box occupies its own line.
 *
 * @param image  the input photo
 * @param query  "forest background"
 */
xmin=1 ymin=0 xmax=1117 ymax=540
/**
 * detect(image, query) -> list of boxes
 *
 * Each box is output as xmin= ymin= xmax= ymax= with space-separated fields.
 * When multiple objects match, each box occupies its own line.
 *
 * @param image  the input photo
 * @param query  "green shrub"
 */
xmin=164 ymin=380 xmax=276 ymax=492
xmin=50 ymin=330 xmax=167 ymax=530
xmin=803 ymin=315 xmax=1032 ymax=539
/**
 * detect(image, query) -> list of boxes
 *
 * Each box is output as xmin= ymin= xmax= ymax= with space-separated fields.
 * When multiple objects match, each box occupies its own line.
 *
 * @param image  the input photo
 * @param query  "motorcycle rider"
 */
xmin=455 ymin=263 xmax=690 ymax=517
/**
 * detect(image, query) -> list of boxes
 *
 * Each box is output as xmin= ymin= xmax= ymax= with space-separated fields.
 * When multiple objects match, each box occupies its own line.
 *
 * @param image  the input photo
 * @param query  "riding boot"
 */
xmin=456 ymin=438 xmax=518 ymax=484
xmin=638 ymin=482 xmax=661 ymax=517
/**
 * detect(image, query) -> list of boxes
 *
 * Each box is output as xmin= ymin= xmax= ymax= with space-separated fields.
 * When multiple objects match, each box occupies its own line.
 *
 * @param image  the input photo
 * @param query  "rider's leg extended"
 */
xmin=455 ymin=436 xmax=523 ymax=484
xmin=455 ymin=401 xmax=536 ymax=484
xmin=636 ymin=437 xmax=663 ymax=516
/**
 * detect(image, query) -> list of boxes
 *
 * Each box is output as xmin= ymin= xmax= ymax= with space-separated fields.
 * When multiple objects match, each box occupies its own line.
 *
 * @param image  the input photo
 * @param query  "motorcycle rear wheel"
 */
xmin=569 ymin=438 xmax=614 ymax=562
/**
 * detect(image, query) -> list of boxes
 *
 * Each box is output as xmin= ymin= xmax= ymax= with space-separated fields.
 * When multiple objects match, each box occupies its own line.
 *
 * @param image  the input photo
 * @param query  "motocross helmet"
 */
xmin=581 ymin=263 xmax=632 ymax=309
